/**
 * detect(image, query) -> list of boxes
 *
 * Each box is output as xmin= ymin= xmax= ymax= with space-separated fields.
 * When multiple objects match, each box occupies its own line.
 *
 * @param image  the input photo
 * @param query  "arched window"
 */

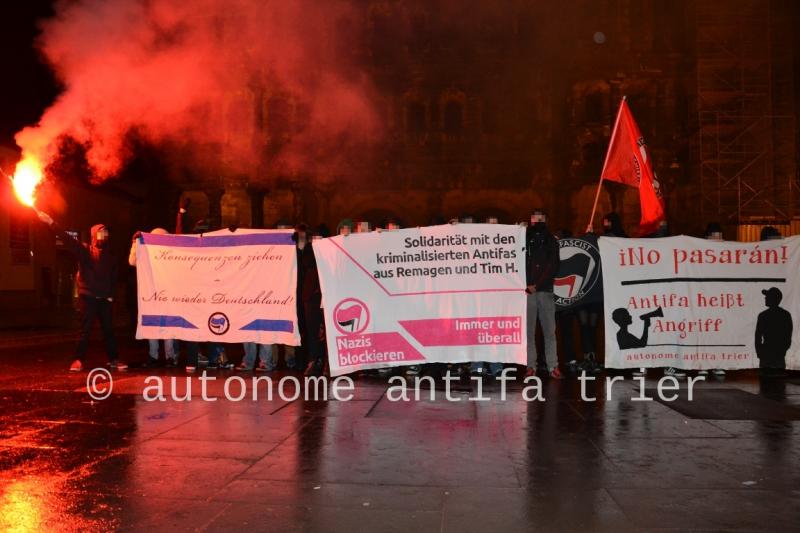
xmin=584 ymin=92 xmax=605 ymax=124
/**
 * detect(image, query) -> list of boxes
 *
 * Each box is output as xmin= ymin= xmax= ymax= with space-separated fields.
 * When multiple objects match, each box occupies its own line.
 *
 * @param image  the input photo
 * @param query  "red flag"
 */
xmin=336 ymin=304 xmax=362 ymax=330
xmin=600 ymin=98 xmax=665 ymax=234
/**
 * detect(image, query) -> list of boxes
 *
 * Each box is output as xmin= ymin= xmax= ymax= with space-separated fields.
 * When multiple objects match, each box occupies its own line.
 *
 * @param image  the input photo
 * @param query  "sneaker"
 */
xmin=566 ymin=360 xmax=580 ymax=375
xmin=69 ymin=359 xmax=83 ymax=372
xmin=664 ymin=367 xmax=686 ymax=378
xmin=405 ymin=365 xmax=421 ymax=376
xmin=698 ymin=369 xmax=709 ymax=376
xmin=582 ymin=353 xmax=602 ymax=375
xmin=218 ymin=361 xmax=235 ymax=370
xmin=305 ymin=361 xmax=323 ymax=377
xmin=235 ymin=363 xmax=253 ymax=371
xmin=712 ymin=368 xmax=726 ymax=376
xmin=185 ymin=365 xmax=196 ymax=373
xmin=632 ymin=367 xmax=647 ymax=377
xmin=206 ymin=363 xmax=218 ymax=370
xmin=549 ymin=367 xmax=564 ymax=380
xmin=377 ymin=367 xmax=392 ymax=377
xmin=108 ymin=361 xmax=128 ymax=371
xmin=255 ymin=362 xmax=273 ymax=372
xmin=524 ymin=367 xmax=536 ymax=378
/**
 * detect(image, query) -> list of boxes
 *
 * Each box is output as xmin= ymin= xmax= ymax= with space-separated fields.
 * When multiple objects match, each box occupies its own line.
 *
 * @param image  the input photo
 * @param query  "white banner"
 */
xmin=135 ymin=229 xmax=300 ymax=345
xmin=314 ymin=224 xmax=527 ymax=376
xmin=600 ymin=236 xmax=800 ymax=370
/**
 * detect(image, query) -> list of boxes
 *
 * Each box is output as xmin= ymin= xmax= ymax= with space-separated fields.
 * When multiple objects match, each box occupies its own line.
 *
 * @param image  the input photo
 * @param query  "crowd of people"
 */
xmin=35 ymin=204 xmax=792 ymax=380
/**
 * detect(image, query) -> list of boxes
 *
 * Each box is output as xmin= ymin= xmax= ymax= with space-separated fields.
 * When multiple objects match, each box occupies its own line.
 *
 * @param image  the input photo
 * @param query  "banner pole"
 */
xmin=586 ymin=177 xmax=604 ymax=234
xmin=586 ymin=96 xmax=626 ymax=234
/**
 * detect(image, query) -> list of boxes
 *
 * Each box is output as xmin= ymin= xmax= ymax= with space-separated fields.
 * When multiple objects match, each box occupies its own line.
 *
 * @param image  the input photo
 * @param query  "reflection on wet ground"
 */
xmin=1 ymin=347 xmax=800 ymax=531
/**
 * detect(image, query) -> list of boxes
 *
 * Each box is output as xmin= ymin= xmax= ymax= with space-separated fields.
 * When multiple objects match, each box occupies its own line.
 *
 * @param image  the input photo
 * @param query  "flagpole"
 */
xmin=585 ymin=96 xmax=626 ymax=234
xmin=585 ymin=176 xmax=604 ymax=234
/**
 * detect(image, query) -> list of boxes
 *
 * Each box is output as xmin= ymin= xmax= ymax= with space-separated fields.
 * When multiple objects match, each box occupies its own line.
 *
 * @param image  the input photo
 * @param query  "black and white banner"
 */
xmin=600 ymin=236 xmax=800 ymax=370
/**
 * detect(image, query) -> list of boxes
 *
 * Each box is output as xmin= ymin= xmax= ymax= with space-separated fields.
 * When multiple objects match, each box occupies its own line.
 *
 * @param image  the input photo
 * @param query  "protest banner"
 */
xmin=135 ymin=229 xmax=300 ymax=344
xmin=313 ymin=224 xmax=527 ymax=376
xmin=600 ymin=236 xmax=800 ymax=370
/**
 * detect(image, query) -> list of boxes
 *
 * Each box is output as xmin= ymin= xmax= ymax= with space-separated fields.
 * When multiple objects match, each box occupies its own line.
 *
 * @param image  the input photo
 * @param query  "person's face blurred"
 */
xmin=95 ymin=228 xmax=109 ymax=248
xmin=340 ymin=226 xmax=351 ymax=236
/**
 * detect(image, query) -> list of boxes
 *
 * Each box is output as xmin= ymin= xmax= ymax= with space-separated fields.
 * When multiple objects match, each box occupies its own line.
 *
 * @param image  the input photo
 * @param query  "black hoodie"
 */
xmin=525 ymin=223 xmax=560 ymax=292
xmin=57 ymin=224 xmax=118 ymax=299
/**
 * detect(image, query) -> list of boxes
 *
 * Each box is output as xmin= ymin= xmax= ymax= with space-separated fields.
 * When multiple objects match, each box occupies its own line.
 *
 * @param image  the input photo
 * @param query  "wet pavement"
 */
xmin=1 ymin=342 xmax=800 ymax=532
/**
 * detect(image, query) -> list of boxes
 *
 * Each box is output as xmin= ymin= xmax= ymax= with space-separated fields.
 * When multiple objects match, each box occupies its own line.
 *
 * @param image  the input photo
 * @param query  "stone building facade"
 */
xmin=175 ymin=0 xmax=703 ymax=235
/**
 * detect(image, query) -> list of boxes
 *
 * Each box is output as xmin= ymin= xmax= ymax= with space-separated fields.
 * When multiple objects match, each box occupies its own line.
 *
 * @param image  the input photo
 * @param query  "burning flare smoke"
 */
xmin=9 ymin=155 xmax=44 ymax=207
xmin=12 ymin=0 xmax=378 ymax=207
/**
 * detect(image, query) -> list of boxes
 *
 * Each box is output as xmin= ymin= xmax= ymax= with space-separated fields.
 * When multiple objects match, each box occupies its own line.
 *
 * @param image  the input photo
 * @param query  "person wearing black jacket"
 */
xmin=301 ymin=236 xmax=325 ymax=377
xmin=37 ymin=212 xmax=126 ymax=372
xmin=525 ymin=210 xmax=561 ymax=379
xmin=294 ymin=223 xmax=314 ymax=372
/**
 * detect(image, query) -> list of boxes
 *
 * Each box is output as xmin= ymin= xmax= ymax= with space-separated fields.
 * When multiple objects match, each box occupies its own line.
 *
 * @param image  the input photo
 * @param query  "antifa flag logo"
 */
xmin=554 ymin=238 xmax=601 ymax=310
xmin=333 ymin=298 xmax=370 ymax=335
xmin=554 ymin=253 xmax=592 ymax=298
xmin=207 ymin=312 xmax=230 ymax=335
xmin=337 ymin=305 xmax=362 ymax=331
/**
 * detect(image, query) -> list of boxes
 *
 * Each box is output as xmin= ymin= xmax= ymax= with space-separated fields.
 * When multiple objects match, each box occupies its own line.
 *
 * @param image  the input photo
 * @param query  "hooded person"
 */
xmin=525 ymin=210 xmax=562 ymax=379
xmin=129 ymin=228 xmax=177 ymax=367
xmin=760 ymin=226 xmax=782 ymax=241
xmin=704 ymin=222 xmax=724 ymax=242
xmin=569 ymin=223 xmax=604 ymax=376
xmin=291 ymin=223 xmax=313 ymax=371
xmin=37 ymin=213 xmax=125 ymax=372
xmin=300 ymin=231 xmax=325 ymax=377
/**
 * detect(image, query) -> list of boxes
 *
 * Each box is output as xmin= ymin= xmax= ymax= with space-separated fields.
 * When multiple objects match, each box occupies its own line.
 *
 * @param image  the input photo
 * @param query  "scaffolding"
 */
xmin=695 ymin=0 xmax=796 ymax=226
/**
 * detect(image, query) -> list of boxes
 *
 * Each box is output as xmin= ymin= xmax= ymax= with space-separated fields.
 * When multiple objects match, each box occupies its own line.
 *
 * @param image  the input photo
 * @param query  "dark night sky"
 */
xmin=0 ymin=1 xmax=58 ymax=150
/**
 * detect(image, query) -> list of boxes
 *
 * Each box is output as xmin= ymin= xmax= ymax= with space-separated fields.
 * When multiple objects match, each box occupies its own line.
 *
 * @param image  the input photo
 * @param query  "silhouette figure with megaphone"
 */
xmin=611 ymin=307 xmax=663 ymax=349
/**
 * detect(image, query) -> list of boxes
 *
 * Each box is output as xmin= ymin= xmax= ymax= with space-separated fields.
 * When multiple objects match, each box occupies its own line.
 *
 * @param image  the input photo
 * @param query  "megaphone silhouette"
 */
xmin=640 ymin=307 xmax=664 ymax=321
